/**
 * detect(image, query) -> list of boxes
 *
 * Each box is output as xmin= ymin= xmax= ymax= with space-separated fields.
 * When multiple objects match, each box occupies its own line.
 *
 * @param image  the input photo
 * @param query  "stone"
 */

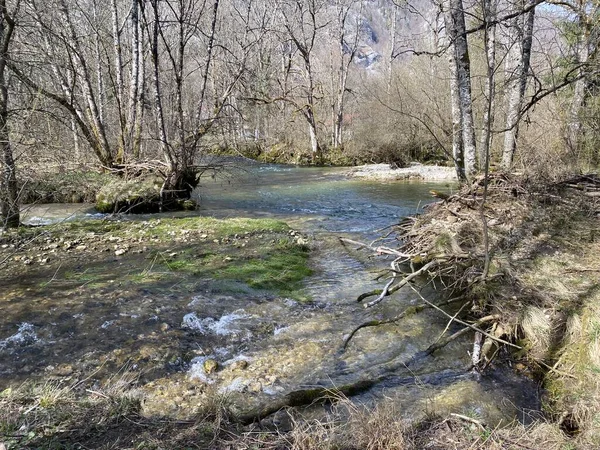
xmin=230 ymin=360 xmax=248 ymax=371
xmin=203 ymin=359 xmax=218 ymax=374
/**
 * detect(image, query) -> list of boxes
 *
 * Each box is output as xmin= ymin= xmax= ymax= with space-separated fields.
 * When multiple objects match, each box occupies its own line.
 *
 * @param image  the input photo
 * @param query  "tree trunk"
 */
xmin=0 ymin=0 xmax=18 ymax=229
xmin=566 ymin=18 xmax=590 ymax=154
xmin=125 ymin=0 xmax=141 ymax=160
xmin=478 ymin=0 xmax=497 ymax=169
xmin=59 ymin=0 xmax=113 ymax=168
xmin=442 ymin=0 xmax=465 ymax=181
xmin=502 ymin=0 xmax=535 ymax=171
xmin=450 ymin=0 xmax=477 ymax=178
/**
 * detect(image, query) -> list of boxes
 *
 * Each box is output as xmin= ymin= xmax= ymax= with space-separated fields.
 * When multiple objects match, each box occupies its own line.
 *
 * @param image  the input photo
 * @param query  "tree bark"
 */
xmin=450 ymin=0 xmax=477 ymax=178
xmin=0 ymin=0 xmax=18 ymax=229
xmin=125 ymin=0 xmax=141 ymax=160
xmin=442 ymin=0 xmax=465 ymax=181
xmin=478 ymin=0 xmax=497 ymax=169
xmin=501 ymin=0 xmax=535 ymax=171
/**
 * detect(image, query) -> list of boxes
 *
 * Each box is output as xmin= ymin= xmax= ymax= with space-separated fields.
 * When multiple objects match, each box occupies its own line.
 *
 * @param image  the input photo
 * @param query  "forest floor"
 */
xmin=1 ymin=174 xmax=599 ymax=449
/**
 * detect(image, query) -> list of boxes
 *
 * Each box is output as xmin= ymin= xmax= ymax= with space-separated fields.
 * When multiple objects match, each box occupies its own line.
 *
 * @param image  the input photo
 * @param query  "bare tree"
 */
xmin=330 ymin=0 xmax=362 ymax=150
xmin=478 ymin=0 xmax=497 ymax=169
xmin=563 ymin=0 xmax=598 ymax=154
xmin=279 ymin=0 xmax=327 ymax=164
xmin=0 ymin=0 xmax=18 ymax=229
xmin=442 ymin=0 xmax=477 ymax=180
xmin=501 ymin=0 xmax=536 ymax=170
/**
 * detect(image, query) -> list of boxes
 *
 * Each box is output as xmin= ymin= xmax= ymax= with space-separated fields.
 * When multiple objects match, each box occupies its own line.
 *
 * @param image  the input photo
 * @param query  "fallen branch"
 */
xmin=450 ymin=413 xmax=486 ymax=431
xmin=363 ymin=260 xmax=438 ymax=308
xmin=339 ymin=237 xmax=411 ymax=258
xmin=410 ymin=286 xmax=521 ymax=350
xmin=342 ymin=296 xmax=466 ymax=351
xmin=425 ymin=315 xmax=500 ymax=355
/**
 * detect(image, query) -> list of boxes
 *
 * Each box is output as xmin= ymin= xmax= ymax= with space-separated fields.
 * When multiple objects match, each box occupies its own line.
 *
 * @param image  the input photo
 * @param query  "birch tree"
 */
xmin=501 ymin=0 xmax=536 ymax=171
xmin=478 ymin=0 xmax=497 ymax=169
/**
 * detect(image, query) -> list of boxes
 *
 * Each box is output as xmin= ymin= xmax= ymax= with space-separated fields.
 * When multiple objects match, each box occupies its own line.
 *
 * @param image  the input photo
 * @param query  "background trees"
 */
xmin=0 ymin=0 xmax=598 ymax=226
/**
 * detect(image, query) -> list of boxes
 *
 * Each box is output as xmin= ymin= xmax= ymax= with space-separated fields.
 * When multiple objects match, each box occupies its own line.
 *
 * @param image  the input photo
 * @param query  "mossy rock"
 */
xmin=95 ymin=177 xmax=164 ymax=214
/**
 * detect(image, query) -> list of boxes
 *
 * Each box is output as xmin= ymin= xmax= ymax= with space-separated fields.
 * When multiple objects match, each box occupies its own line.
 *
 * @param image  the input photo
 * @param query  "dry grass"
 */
xmin=520 ymin=306 xmax=553 ymax=360
xmin=389 ymin=174 xmax=600 ymax=446
xmin=0 ymin=370 xmax=233 ymax=449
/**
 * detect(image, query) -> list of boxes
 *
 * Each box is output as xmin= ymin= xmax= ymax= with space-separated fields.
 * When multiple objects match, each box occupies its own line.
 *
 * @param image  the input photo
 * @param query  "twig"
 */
xmin=342 ymin=296 xmax=466 ymax=351
xmin=431 ymin=301 xmax=470 ymax=346
xmin=339 ymin=237 xmax=412 ymax=257
xmin=426 ymin=315 xmax=500 ymax=355
xmin=85 ymin=389 xmax=110 ymax=399
xmin=410 ymin=285 xmax=521 ymax=349
xmin=535 ymin=360 xmax=577 ymax=379
xmin=450 ymin=413 xmax=486 ymax=431
xmin=364 ymin=260 xmax=438 ymax=307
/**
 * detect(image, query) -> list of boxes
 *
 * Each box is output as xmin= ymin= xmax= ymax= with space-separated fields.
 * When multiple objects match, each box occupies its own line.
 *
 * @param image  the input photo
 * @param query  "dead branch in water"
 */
xmin=425 ymin=314 xmax=500 ymax=355
xmin=339 ymin=237 xmax=411 ymax=258
xmin=342 ymin=296 xmax=466 ymax=351
xmin=410 ymin=286 xmax=520 ymax=350
xmin=361 ymin=260 xmax=438 ymax=307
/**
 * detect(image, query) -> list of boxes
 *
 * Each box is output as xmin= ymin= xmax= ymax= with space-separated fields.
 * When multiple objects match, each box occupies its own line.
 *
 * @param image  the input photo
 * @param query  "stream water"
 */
xmin=6 ymin=164 xmax=541 ymax=426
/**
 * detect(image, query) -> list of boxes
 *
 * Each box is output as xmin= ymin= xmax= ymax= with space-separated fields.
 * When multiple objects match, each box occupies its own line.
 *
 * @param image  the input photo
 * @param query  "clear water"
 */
xmin=9 ymin=164 xmax=541 ymax=425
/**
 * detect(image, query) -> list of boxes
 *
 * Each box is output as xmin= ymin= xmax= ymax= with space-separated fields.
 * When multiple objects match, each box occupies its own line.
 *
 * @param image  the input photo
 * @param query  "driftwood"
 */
xmin=339 ymin=237 xmax=411 ymax=258
xmin=425 ymin=315 xmax=500 ymax=355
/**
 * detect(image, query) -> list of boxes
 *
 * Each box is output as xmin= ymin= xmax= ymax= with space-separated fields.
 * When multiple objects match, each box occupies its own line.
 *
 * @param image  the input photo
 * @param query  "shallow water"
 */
xmin=6 ymin=164 xmax=541 ymax=425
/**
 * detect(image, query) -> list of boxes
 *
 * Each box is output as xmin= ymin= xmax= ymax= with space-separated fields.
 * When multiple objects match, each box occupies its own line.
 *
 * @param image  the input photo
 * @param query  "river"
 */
xmin=8 ymin=164 xmax=540 ymax=426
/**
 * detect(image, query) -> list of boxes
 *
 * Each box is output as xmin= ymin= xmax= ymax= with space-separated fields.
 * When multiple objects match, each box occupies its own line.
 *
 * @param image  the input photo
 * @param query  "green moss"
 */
xmin=95 ymin=176 xmax=163 ymax=214
xmin=219 ymin=246 xmax=311 ymax=292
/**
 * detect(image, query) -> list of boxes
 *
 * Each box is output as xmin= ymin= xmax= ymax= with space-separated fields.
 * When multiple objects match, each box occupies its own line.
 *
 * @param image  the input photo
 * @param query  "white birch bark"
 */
xmin=450 ymin=0 xmax=477 ymax=178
